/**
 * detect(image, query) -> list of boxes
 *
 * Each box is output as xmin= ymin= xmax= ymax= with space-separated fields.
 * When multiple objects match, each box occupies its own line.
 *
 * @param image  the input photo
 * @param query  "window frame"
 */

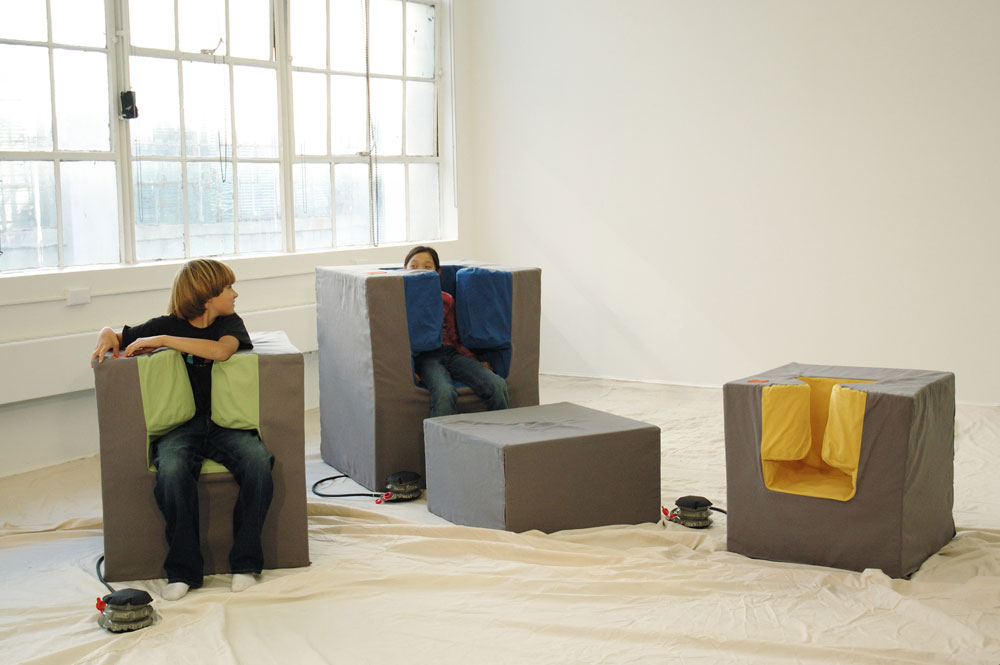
xmin=0 ymin=0 xmax=457 ymax=278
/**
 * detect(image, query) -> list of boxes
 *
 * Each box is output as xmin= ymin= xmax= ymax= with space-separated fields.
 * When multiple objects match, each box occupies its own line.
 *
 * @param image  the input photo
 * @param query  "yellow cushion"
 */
xmin=761 ymin=377 xmax=872 ymax=501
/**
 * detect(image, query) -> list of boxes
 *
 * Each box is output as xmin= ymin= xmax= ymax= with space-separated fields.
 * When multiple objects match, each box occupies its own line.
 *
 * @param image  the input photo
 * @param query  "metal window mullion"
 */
xmin=226 ymin=0 xmax=240 ymax=255
xmin=114 ymin=0 xmax=136 ymax=264
xmin=178 ymin=57 xmax=191 ymax=259
xmin=45 ymin=0 xmax=66 ymax=268
xmin=401 ymin=0 xmax=409 ymax=241
xmin=274 ymin=0 xmax=296 ymax=253
xmin=327 ymin=0 xmax=338 ymax=249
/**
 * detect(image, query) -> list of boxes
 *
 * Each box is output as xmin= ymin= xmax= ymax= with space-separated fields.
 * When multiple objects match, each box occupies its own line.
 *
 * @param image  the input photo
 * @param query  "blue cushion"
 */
xmin=403 ymin=271 xmax=442 ymax=354
xmin=456 ymin=267 xmax=513 ymax=349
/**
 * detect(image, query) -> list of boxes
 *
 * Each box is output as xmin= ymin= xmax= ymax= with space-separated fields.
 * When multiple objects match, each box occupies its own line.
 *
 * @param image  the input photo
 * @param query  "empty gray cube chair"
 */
xmin=724 ymin=362 xmax=955 ymax=578
xmin=316 ymin=262 xmax=541 ymax=492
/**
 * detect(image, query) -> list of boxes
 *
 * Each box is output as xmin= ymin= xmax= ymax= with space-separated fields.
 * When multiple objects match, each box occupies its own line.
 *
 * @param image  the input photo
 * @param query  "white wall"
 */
xmin=455 ymin=0 xmax=1000 ymax=403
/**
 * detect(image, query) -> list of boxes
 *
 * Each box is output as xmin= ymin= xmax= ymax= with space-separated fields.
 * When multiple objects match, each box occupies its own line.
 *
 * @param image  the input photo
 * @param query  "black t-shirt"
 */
xmin=121 ymin=314 xmax=253 ymax=415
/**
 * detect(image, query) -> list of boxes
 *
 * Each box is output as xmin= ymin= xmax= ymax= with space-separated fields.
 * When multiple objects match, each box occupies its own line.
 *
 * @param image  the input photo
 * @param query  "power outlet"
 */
xmin=65 ymin=287 xmax=92 ymax=306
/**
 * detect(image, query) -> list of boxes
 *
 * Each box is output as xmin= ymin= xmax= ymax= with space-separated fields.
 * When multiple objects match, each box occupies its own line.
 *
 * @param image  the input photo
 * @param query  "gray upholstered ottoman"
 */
xmin=424 ymin=402 xmax=661 ymax=532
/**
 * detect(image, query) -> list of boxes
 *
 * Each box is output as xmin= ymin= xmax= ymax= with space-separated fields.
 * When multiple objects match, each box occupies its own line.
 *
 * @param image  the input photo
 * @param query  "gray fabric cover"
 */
xmin=724 ymin=362 xmax=955 ymax=578
xmin=92 ymin=331 xmax=310 ymax=582
xmin=424 ymin=402 xmax=661 ymax=532
xmin=316 ymin=262 xmax=541 ymax=491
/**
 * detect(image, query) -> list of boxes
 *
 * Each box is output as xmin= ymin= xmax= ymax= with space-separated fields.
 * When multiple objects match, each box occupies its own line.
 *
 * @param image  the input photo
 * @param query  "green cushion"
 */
xmin=137 ymin=350 xmax=262 ymax=474
xmin=211 ymin=353 xmax=260 ymax=432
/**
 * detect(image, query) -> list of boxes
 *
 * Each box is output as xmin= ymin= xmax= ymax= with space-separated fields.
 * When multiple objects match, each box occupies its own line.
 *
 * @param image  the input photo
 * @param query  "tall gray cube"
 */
xmin=424 ymin=402 xmax=661 ymax=532
xmin=316 ymin=262 xmax=541 ymax=492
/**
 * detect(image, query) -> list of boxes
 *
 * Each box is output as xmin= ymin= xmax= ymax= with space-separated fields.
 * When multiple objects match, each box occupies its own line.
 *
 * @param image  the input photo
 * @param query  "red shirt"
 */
xmin=441 ymin=292 xmax=476 ymax=359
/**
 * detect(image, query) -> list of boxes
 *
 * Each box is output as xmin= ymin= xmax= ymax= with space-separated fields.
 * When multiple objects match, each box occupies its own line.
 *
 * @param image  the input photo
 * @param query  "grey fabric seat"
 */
xmin=424 ymin=402 xmax=661 ymax=532
xmin=92 ymin=331 xmax=310 ymax=582
xmin=723 ymin=362 xmax=955 ymax=578
xmin=315 ymin=262 xmax=541 ymax=492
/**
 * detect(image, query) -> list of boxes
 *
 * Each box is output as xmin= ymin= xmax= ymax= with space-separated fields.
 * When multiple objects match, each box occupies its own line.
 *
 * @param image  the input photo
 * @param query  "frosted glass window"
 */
xmin=293 ymin=72 xmax=328 ymax=155
xmin=335 ymin=163 xmax=370 ymax=246
xmin=0 ymin=45 xmax=52 ymax=151
xmin=406 ymin=2 xmax=435 ymax=78
xmin=0 ymin=0 xmax=47 ymax=41
xmin=51 ymin=0 xmax=106 ymax=47
xmin=290 ymin=0 xmax=327 ymax=69
xmin=330 ymin=0 xmax=364 ymax=73
xmin=0 ymin=161 xmax=57 ymax=271
xmin=129 ymin=57 xmax=181 ymax=157
xmin=230 ymin=0 xmax=272 ymax=61
xmin=369 ymin=0 xmax=402 ymax=76
xmin=54 ymin=49 xmax=110 ymax=151
xmin=408 ymin=163 xmax=439 ymax=241
xmin=293 ymin=163 xmax=332 ymax=250
xmin=129 ymin=0 xmax=175 ymax=50
xmin=179 ymin=0 xmax=225 ymax=55
xmin=188 ymin=161 xmax=234 ymax=256
xmin=133 ymin=161 xmax=184 ymax=261
xmin=234 ymin=67 xmax=279 ymax=158
xmin=238 ymin=163 xmax=283 ymax=253
xmin=330 ymin=75 xmax=367 ymax=155
xmin=184 ymin=61 xmax=231 ymax=159
xmin=406 ymin=81 xmax=435 ymax=156
xmin=374 ymin=163 xmax=404 ymax=243
xmin=61 ymin=161 xmax=119 ymax=266
xmin=371 ymin=78 xmax=402 ymax=156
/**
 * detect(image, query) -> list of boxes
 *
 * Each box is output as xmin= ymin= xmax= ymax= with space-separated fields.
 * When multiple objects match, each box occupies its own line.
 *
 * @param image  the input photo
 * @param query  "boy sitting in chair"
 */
xmin=91 ymin=259 xmax=273 ymax=600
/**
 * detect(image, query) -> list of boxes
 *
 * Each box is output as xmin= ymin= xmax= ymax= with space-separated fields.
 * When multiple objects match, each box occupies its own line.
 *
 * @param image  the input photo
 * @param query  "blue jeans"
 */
xmin=152 ymin=415 xmax=274 ymax=587
xmin=414 ymin=346 xmax=509 ymax=418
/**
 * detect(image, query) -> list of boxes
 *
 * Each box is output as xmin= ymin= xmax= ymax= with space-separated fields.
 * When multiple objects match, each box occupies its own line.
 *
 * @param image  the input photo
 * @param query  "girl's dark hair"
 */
xmin=403 ymin=245 xmax=440 ymax=270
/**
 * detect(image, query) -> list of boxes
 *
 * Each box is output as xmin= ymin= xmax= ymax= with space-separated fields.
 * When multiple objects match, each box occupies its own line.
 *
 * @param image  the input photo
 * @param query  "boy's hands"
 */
xmin=91 ymin=327 xmax=121 ymax=365
xmin=121 ymin=335 xmax=166 ymax=358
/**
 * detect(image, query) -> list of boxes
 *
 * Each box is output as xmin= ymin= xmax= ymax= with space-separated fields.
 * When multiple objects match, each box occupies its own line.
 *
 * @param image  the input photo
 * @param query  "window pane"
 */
xmin=229 ymin=0 xmax=271 ymax=61
xmin=233 ymin=67 xmax=278 ymax=158
xmin=133 ymin=161 xmax=183 ymax=261
xmin=0 ymin=0 xmax=47 ymax=41
xmin=0 ymin=45 xmax=52 ymax=151
xmin=129 ymin=0 xmax=175 ymax=50
xmin=330 ymin=75 xmax=366 ymax=155
xmin=129 ymin=57 xmax=181 ymax=157
xmin=51 ymin=0 xmax=106 ymax=48
xmin=408 ymin=163 xmax=438 ymax=241
xmin=293 ymin=163 xmax=332 ymax=250
xmin=406 ymin=81 xmax=435 ymax=156
xmin=0 ymin=161 xmax=57 ymax=271
xmin=184 ymin=61 xmax=231 ymax=158
xmin=61 ymin=161 xmax=119 ymax=266
xmin=238 ymin=163 xmax=281 ymax=253
xmin=369 ymin=0 xmax=402 ymax=76
xmin=188 ymin=161 xmax=234 ymax=256
xmin=292 ymin=72 xmax=328 ymax=155
xmin=179 ymin=0 xmax=225 ymax=55
xmin=371 ymin=78 xmax=401 ymax=156
xmin=290 ymin=0 xmax=327 ymax=69
xmin=406 ymin=2 xmax=435 ymax=78
xmin=54 ymin=49 xmax=110 ymax=151
xmin=374 ymin=163 xmax=404 ymax=243
xmin=330 ymin=0 xmax=364 ymax=73
xmin=334 ymin=163 xmax=369 ymax=246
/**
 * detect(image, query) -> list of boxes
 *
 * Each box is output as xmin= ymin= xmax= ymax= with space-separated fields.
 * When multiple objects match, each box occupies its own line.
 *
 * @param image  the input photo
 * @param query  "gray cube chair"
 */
xmin=316 ymin=262 xmax=541 ymax=492
xmin=92 ymin=330 xmax=310 ymax=582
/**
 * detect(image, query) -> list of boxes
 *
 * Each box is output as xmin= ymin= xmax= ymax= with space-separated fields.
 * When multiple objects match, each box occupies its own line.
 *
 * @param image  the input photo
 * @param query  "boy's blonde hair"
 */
xmin=168 ymin=259 xmax=236 ymax=320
